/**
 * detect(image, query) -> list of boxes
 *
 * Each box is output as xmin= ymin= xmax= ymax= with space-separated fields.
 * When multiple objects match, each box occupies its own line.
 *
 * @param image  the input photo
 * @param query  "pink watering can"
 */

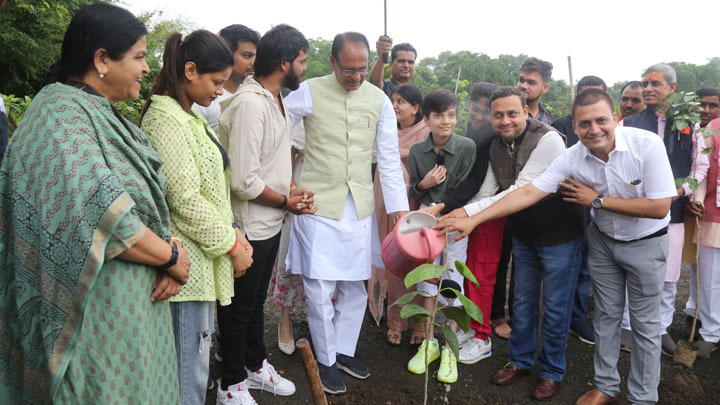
xmin=382 ymin=211 xmax=464 ymax=299
xmin=381 ymin=211 xmax=445 ymax=279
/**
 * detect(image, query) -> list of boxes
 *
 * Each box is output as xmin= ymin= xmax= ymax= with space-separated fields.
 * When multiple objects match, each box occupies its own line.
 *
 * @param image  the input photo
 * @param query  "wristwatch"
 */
xmin=592 ymin=194 xmax=604 ymax=209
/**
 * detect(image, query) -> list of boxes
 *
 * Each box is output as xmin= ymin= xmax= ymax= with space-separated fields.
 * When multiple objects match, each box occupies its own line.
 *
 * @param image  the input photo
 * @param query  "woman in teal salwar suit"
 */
xmin=0 ymin=4 xmax=190 ymax=404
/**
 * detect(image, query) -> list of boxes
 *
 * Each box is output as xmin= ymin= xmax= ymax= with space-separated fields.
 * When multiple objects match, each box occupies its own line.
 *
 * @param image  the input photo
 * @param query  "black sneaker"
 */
xmin=569 ymin=323 xmax=595 ymax=345
xmin=661 ymin=333 xmax=676 ymax=356
xmin=336 ymin=353 xmax=370 ymax=379
xmin=318 ymin=362 xmax=346 ymax=395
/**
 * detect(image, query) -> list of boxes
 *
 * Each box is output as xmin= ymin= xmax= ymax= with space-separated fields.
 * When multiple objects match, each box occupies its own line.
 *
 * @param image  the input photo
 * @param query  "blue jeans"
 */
xmin=571 ymin=235 xmax=591 ymax=327
xmin=508 ymin=237 xmax=582 ymax=382
xmin=171 ymin=301 xmax=215 ymax=405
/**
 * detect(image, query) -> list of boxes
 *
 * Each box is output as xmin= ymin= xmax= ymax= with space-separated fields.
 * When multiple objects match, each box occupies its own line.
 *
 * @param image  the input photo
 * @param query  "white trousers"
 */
xmin=303 ymin=277 xmax=367 ymax=366
xmin=684 ymin=245 xmax=720 ymax=342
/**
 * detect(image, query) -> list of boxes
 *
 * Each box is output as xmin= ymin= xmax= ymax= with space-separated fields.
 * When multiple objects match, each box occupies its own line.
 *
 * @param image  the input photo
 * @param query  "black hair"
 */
xmin=577 ymin=75 xmax=607 ymax=93
xmin=218 ymin=24 xmax=260 ymax=52
xmin=392 ymin=84 xmax=424 ymax=125
xmin=421 ymin=90 xmax=459 ymax=118
xmin=620 ymin=80 xmax=643 ymax=95
xmin=520 ymin=57 xmax=553 ymax=83
xmin=470 ymin=81 xmax=499 ymax=102
xmin=489 ymin=86 xmax=526 ymax=108
xmin=331 ymin=32 xmax=370 ymax=62
xmin=253 ymin=24 xmax=308 ymax=78
xmin=46 ymin=3 xmax=147 ymax=84
xmin=391 ymin=43 xmax=417 ymax=62
xmin=571 ymin=88 xmax=615 ymax=117
xmin=141 ymin=30 xmax=234 ymax=120
xmin=697 ymin=87 xmax=720 ymax=99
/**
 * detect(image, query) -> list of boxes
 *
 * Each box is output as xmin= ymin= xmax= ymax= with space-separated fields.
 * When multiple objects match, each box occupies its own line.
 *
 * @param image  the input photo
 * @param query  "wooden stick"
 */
xmin=296 ymin=338 xmax=328 ymax=405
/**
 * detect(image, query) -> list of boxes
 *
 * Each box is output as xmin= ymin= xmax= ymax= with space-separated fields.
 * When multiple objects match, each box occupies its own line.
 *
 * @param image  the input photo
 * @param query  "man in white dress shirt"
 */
xmin=438 ymin=89 xmax=676 ymax=405
xmin=284 ymin=32 xmax=408 ymax=395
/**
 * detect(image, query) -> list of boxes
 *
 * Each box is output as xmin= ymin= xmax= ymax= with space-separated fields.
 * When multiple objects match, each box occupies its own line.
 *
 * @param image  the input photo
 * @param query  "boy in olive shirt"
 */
xmin=407 ymin=90 xmax=475 ymax=383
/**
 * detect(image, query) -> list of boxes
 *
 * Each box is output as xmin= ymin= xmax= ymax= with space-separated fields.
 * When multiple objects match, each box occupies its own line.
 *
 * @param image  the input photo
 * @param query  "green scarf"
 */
xmin=0 ymin=83 xmax=170 ymax=402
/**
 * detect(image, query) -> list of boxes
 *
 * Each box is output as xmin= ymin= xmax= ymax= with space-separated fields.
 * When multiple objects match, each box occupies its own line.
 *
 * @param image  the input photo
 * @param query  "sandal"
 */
xmin=492 ymin=318 xmax=512 ymax=340
xmin=386 ymin=329 xmax=402 ymax=347
xmin=410 ymin=323 xmax=426 ymax=347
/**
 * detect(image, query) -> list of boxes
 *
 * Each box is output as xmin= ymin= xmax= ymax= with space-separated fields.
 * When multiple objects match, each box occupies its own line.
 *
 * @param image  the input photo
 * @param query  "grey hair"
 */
xmin=643 ymin=63 xmax=677 ymax=85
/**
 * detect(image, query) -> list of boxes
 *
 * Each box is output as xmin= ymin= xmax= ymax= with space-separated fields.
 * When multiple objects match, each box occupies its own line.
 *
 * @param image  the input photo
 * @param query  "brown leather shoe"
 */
xmin=576 ymin=389 xmax=617 ymax=405
xmin=492 ymin=362 xmax=528 ymax=386
xmin=531 ymin=378 xmax=560 ymax=401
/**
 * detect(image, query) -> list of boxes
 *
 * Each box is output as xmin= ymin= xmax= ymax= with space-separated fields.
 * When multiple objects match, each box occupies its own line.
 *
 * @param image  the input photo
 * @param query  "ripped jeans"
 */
xmin=171 ymin=301 xmax=215 ymax=405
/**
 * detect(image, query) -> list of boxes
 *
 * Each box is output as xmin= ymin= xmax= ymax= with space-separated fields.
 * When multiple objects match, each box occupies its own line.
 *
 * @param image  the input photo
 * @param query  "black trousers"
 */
xmin=217 ymin=232 xmax=281 ymax=387
xmin=491 ymin=221 xmax=515 ymax=321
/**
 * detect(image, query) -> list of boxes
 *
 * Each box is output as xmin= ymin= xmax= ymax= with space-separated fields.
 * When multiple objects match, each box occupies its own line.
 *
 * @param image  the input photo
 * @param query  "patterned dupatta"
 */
xmin=0 ymin=83 xmax=170 ymax=402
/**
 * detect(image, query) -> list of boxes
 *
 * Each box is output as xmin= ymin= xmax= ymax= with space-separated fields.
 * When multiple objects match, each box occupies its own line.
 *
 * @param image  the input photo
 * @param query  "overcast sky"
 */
xmin=121 ymin=0 xmax=718 ymax=86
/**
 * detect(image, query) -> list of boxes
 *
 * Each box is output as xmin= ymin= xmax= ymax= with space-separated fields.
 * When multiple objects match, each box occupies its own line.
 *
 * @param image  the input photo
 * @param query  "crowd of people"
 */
xmin=1 ymin=3 xmax=720 ymax=405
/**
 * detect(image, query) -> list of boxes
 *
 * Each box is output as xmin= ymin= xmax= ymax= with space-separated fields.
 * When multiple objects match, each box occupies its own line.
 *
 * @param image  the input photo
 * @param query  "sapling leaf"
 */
xmin=676 ymin=121 xmax=688 ymax=131
xmin=688 ymin=178 xmax=699 ymax=191
xmin=454 ymin=260 xmax=479 ymax=287
xmin=440 ymin=323 xmax=460 ymax=360
xmin=454 ymin=291 xmax=484 ymax=324
xmin=391 ymin=291 xmax=423 ymax=307
xmin=676 ymin=177 xmax=687 ymax=188
xmin=702 ymin=147 xmax=713 ymax=155
xmin=440 ymin=306 xmax=471 ymax=333
xmin=404 ymin=263 xmax=445 ymax=289
xmin=410 ymin=314 xmax=428 ymax=325
xmin=400 ymin=303 xmax=431 ymax=319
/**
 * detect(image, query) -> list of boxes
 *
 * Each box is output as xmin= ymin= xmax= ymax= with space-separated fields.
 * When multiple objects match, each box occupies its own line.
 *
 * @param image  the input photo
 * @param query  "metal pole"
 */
xmin=568 ymin=56 xmax=575 ymax=103
xmin=382 ymin=0 xmax=388 ymax=63
xmin=454 ymin=64 xmax=462 ymax=95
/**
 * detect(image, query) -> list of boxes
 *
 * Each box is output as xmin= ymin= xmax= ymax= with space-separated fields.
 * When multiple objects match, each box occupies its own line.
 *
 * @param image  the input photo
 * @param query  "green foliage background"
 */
xmin=2 ymin=4 xmax=720 ymax=133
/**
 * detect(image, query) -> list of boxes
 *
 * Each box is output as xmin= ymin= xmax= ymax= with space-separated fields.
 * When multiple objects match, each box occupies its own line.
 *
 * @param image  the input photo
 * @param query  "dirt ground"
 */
xmin=206 ymin=263 xmax=720 ymax=404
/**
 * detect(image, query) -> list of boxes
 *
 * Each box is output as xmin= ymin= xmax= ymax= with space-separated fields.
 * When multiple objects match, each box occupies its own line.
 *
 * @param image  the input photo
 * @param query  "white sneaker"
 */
xmin=245 ymin=359 xmax=296 ymax=396
xmin=456 ymin=328 xmax=474 ymax=348
xmin=216 ymin=379 xmax=257 ymax=405
xmin=458 ymin=336 xmax=492 ymax=364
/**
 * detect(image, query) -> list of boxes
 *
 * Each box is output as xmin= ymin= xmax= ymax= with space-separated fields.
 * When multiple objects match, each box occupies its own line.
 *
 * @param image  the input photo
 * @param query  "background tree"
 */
xmin=0 ymin=0 xmax=105 ymax=95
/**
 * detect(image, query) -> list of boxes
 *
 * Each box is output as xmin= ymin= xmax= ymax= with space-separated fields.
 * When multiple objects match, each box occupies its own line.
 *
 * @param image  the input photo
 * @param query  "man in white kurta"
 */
xmin=285 ymin=32 xmax=408 ymax=395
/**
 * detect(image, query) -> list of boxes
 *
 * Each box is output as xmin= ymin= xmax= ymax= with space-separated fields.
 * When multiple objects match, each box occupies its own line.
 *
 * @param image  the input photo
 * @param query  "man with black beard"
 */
xmin=216 ymin=24 xmax=317 ymax=404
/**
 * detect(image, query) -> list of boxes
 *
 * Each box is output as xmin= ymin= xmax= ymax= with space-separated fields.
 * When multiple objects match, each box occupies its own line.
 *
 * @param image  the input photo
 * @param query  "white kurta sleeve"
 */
xmin=285 ymin=81 xmax=313 ymax=127
xmin=376 ymin=96 xmax=409 ymax=214
xmin=464 ymin=165 xmax=500 ymax=216
xmin=463 ymin=131 xmax=565 ymax=215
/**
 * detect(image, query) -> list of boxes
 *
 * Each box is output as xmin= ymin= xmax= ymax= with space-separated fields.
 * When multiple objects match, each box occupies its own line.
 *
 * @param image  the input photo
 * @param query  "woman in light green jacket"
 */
xmin=140 ymin=30 xmax=253 ymax=404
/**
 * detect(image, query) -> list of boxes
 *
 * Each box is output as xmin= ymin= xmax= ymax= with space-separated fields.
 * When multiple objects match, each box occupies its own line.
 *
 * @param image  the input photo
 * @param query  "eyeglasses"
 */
xmin=336 ymin=61 xmax=368 ymax=77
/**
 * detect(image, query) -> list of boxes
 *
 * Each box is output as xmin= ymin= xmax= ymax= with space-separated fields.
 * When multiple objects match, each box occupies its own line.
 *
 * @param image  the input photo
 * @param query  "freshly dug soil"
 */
xmin=207 ymin=264 xmax=720 ymax=404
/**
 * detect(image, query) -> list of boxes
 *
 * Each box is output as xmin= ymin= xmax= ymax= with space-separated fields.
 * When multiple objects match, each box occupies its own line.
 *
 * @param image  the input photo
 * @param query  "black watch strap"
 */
xmin=158 ymin=241 xmax=178 ymax=270
xmin=278 ymin=194 xmax=288 ymax=209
